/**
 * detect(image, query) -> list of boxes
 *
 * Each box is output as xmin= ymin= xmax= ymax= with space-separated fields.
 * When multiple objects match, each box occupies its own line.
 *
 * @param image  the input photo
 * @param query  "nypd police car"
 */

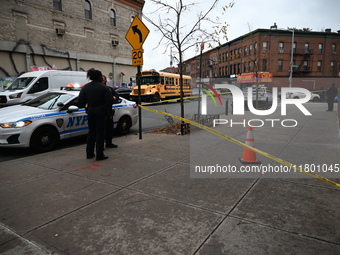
xmin=0 ymin=89 xmax=138 ymax=152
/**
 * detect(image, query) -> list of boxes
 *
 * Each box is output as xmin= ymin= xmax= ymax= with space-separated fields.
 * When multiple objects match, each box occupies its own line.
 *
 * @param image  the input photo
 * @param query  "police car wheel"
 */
xmin=30 ymin=126 xmax=59 ymax=153
xmin=116 ymin=116 xmax=131 ymax=135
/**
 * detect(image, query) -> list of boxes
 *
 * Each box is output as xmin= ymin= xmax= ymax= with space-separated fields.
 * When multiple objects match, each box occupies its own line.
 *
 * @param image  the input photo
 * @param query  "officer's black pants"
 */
xmin=327 ymin=100 xmax=334 ymax=111
xmin=86 ymin=106 xmax=106 ymax=157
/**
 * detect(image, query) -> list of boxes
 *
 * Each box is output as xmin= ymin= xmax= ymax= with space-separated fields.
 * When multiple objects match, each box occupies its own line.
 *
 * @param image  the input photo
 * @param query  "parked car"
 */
xmin=114 ymin=87 xmax=132 ymax=100
xmin=0 ymin=89 xmax=138 ymax=152
xmin=242 ymin=85 xmax=273 ymax=107
xmin=286 ymin=91 xmax=320 ymax=102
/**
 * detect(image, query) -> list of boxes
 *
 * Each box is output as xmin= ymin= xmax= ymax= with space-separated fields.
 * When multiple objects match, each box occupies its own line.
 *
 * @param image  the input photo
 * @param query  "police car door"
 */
xmin=60 ymin=98 xmax=88 ymax=139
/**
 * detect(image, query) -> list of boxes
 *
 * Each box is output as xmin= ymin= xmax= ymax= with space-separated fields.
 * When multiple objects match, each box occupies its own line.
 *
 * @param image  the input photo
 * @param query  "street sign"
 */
xmin=132 ymin=49 xmax=143 ymax=66
xmin=125 ymin=16 xmax=149 ymax=140
xmin=125 ymin=16 xmax=150 ymax=50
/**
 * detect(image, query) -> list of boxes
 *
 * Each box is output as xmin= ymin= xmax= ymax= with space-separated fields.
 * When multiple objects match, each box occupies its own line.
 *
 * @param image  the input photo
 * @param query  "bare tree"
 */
xmin=242 ymin=26 xmax=273 ymax=109
xmin=143 ymin=0 xmax=234 ymax=134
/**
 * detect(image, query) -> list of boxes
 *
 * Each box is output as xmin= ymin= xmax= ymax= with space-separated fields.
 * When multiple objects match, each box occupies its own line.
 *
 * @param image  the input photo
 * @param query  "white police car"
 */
xmin=0 ymin=89 xmax=138 ymax=152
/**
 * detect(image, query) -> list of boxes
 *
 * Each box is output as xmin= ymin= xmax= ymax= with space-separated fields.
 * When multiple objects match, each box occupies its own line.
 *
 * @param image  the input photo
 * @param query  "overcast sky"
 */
xmin=141 ymin=0 xmax=340 ymax=71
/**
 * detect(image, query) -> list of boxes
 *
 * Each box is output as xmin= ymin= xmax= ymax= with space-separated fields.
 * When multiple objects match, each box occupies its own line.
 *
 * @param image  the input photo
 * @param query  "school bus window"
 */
xmin=141 ymin=76 xmax=160 ymax=85
xmin=161 ymin=77 xmax=164 ymax=85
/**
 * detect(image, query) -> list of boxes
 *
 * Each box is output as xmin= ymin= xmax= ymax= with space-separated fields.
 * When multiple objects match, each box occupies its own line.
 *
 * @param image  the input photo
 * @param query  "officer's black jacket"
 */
xmin=78 ymin=81 xmax=114 ymax=108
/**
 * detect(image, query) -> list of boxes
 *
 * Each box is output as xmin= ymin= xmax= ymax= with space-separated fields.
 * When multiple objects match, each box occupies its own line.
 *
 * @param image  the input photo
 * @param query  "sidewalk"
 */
xmin=0 ymin=103 xmax=339 ymax=255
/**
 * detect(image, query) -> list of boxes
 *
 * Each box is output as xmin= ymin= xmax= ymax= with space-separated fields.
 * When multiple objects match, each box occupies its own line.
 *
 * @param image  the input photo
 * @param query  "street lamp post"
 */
xmin=272 ymin=25 xmax=295 ymax=88
xmin=289 ymin=29 xmax=295 ymax=88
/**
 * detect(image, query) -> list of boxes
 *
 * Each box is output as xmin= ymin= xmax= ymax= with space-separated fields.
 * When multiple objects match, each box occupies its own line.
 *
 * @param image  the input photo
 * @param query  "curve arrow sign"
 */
xmin=132 ymin=25 xmax=143 ymax=43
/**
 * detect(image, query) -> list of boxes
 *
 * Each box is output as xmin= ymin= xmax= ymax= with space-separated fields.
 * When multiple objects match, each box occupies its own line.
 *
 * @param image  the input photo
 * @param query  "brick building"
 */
xmin=0 ymin=0 xmax=145 ymax=86
xmin=183 ymin=28 xmax=340 ymax=90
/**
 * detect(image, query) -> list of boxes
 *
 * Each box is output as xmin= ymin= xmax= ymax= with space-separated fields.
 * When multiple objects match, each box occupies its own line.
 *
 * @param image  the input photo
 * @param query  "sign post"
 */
xmin=125 ymin=16 xmax=150 ymax=139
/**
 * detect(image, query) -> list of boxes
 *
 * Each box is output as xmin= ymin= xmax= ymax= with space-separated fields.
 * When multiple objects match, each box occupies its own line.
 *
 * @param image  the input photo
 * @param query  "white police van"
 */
xmin=0 ymin=70 xmax=88 ymax=106
xmin=0 ymin=88 xmax=138 ymax=152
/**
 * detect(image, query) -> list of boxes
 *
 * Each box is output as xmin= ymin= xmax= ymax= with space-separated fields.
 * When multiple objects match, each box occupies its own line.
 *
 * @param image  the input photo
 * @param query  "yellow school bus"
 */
xmin=130 ymin=70 xmax=191 ymax=102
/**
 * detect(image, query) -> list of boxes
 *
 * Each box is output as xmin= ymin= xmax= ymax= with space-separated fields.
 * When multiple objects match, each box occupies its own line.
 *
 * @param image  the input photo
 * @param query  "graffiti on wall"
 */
xmin=1 ymin=39 xmax=76 ymax=77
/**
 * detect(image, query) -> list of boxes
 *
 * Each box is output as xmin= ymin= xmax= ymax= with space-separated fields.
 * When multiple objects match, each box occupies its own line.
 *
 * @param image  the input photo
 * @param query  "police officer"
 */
xmin=102 ymin=75 xmax=119 ymax=148
xmin=326 ymin=83 xmax=338 ymax=111
xmin=79 ymin=68 xmax=114 ymax=160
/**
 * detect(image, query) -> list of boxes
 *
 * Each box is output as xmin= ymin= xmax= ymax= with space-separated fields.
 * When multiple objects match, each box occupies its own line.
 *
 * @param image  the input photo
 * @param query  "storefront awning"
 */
xmin=237 ymin=72 xmax=272 ymax=83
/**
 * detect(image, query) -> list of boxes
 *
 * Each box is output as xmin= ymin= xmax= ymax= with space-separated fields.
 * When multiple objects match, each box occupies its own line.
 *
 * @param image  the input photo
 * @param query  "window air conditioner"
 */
xmin=279 ymin=49 xmax=284 ymax=53
xmin=112 ymin=40 xmax=119 ymax=46
xmin=56 ymin=28 xmax=65 ymax=35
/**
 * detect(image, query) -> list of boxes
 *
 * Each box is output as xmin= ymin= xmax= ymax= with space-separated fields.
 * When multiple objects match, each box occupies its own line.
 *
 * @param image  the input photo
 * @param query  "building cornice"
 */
xmin=115 ymin=0 xmax=145 ymax=11
xmin=224 ymin=29 xmax=340 ymax=47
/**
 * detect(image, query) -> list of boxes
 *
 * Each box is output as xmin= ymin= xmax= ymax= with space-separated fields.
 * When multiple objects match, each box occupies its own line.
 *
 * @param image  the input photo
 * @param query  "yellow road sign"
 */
xmin=132 ymin=49 xmax=143 ymax=66
xmin=125 ymin=16 xmax=150 ymax=50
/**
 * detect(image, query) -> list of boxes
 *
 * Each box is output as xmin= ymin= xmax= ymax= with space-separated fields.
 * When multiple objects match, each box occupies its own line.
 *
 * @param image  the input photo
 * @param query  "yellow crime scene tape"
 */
xmin=139 ymin=102 xmax=340 ymax=188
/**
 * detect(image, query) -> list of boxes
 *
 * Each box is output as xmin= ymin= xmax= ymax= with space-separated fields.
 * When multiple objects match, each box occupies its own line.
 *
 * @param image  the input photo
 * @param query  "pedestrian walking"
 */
xmin=79 ymin=68 xmax=114 ymax=160
xmin=102 ymin=75 xmax=119 ymax=148
xmin=326 ymin=83 xmax=338 ymax=111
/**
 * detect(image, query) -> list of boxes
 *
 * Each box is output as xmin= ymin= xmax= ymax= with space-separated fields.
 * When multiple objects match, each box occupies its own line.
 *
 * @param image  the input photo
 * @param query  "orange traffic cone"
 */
xmin=239 ymin=126 xmax=261 ymax=164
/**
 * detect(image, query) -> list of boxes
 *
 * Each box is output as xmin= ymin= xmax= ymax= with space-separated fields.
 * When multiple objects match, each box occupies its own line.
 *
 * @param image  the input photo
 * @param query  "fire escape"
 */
xmin=293 ymin=48 xmax=313 ymax=74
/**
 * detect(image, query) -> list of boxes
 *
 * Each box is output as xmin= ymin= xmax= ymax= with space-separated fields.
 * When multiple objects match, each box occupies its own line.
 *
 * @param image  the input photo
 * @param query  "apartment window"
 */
xmin=293 ymin=42 xmax=296 ymax=53
xmin=85 ymin=0 xmax=92 ymax=19
xmin=262 ymin=59 xmax=267 ymax=71
xmin=243 ymin=62 xmax=247 ymax=72
xmin=248 ymin=62 xmax=252 ymax=72
xmin=249 ymin=45 xmax=253 ymax=55
xmin=262 ymin=41 xmax=268 ymax=52
xmin=53 ymin=0 xmax=62 ymax=11
xmin=254 ymin=42 xmax=258 ymax=54
xmin=304 ymin=43 xmax=309 ymax=53
xmin=317 ymin=60 xmax=322 ymax=71
xmin=332 ymin=44 xmax=336 ymax=54
xmin=303 ymin=60 xmax=309 ymax=71
xmin=279 ymin=42 xmax=284 ymax=52
xmin=318 ymin=43 xmax=323 ymax=54
xmin=110 ymin=9 xmax=116 ymax=26
xmin=278 ymin=59 xmax=283 ymax=71
xmin=244 ymin=46 xmax=247 ymax=56
xmin=331 ymin=61 xmax=335 ymax=72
